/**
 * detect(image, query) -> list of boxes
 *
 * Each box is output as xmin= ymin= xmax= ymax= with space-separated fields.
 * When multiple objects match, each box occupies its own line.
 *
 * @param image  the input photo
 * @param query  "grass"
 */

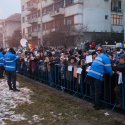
xmin=5 ymin=75 xmax=125 ymax=125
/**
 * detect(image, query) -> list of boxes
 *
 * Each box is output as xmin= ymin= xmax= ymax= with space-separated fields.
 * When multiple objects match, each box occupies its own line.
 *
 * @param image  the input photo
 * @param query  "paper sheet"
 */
xmin=77 ymin=68 xmax=83 ymax=74
xmin=68 ymin=66 xmax=73 ymax=71
xmin=86 ymin=55 xmax=93 ymax=64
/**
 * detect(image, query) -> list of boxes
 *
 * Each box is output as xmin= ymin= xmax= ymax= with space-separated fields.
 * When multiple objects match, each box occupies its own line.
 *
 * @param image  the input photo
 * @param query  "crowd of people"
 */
xmin=0 ymin=46 xmax=125 ymax=110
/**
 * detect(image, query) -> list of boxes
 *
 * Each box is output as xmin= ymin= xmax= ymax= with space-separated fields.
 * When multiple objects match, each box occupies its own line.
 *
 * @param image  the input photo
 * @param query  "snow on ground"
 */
xmin=0 ymin=79 xmax=33 ymax=125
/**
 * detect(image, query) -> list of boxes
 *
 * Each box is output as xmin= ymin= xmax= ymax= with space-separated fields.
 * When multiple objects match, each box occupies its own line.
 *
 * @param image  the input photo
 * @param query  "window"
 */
xmin=105 ymin=15 xmax=108 ymax=20
xmin=55 ymin=17 xmax=64 ymax=30
xmin=111 ymin=0 xmax=122 ymax=12
xmin=38 ymin=10 xmax=40 ymax=17
xmin=27 ymin=10 xmax=40 ymax=20
xmin=32 ymin=11 xmax=38 ymax=18
xmin=28 ymin=27 xmax=32 ymax=33
xmin=42 ymin=21 xmax=55 ymax=31
xmin=118 ymin=1 xmax=121 ymax=10
xmin=23 ymin=28 xmax=25 ymax=36
xmin=32 ymin=24 xmax=38 ymax=32
xmin=27 ymin=1 xmax=32 ymax=7
xmin=22 ymin=5 xmax=25 ymax=11
xmin=65 ymin=0 xmax=74 ymax=6
xmin=54 ymin=0 xmax=64 ymax=11
xmin=42 ymin=8 xmax=46 ymax=15
xmin=27 ymin=15 xmax=31 ymax=21
xmin=22 ymin=17 xmax=25 ymax=23
xmin=38 ymin=24 xmax=41 ymax=31
xmin=42 ymin=4 xmax=54 ymax=15
xmin=46 ymin=21 xmax=54 ymax=30
xmin=65 ymin=16 xmax=74 ymax=25
xmin=46 ymin=5 xmax=54 ymax=14
xmin=42 ymin=23 xmax=46 ymax=30
xmin=112 ymin=14 xmax=123 ymax=25
xmin=30 ymin=24 xmax=41 ymax=32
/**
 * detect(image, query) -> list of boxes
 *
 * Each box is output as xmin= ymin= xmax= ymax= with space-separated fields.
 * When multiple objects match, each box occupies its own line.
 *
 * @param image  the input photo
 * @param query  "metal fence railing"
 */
xmin=18 ymin=62 xmax=125 ymax=112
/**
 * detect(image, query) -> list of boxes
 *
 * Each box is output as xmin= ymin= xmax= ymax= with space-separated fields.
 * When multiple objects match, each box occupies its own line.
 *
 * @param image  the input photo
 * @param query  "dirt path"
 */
xmin=1 ymin=75 xmax=125 ymax=125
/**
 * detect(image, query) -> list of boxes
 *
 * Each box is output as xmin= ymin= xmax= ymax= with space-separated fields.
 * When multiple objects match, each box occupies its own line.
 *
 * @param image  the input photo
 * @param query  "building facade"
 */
xmin=21 ymin=0 xmax=125 ymax=47
xmin=0 ymin=13 xmax=21 ymax=48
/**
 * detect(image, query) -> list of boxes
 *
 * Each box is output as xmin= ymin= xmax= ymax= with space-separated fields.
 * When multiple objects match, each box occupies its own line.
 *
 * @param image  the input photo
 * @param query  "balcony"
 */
xmin=31 ymin=31 xmax=41 ymax=38
xmin=74 ymin=0 xmax=83 ymax=4
xmin=27 ymin=3 xmax=38 ymax=11
xmin=31 ymin=31 xmax=38 ymax=37
xmin=27 ymin=18 xmax=38 ymax=24
xmin=50 ymin=8 xmax=64 ymax=17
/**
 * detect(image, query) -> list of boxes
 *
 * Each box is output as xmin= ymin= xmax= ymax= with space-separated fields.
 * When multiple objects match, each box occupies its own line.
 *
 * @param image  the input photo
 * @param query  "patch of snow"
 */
xmin=32 ymin=115 xmax=45 ymax=123
xmin=0 ymin=79 xmax=33 ymax=125
xmin=104 ymin=112 xmax=110 ymax=116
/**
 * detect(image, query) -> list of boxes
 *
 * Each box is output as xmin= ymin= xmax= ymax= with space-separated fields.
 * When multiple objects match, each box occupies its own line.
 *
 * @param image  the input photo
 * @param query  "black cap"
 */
xmin=69 ymin=56 xmax=77 ymax=63
xmin=0 ymin=48 xmax=3 ymax=52
xmin=92 ymin=51 xmax=97 ymax=56
xmin=9 ymin=48 xmax=16 ymax=54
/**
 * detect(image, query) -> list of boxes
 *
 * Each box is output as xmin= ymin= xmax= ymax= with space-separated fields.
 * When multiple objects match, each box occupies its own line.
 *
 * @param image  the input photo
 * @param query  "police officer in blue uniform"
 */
xmin=87 ymin=48 xmax=112 ymax=110
xmin=4 ymin=48 xmax=20 ymax=91
xmin=0 ymin=48 xmax=4 ymax=78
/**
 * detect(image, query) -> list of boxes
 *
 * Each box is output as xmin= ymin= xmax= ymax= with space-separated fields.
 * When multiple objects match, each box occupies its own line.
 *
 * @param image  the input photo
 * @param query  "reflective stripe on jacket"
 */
xmin=4 ymin=52 xmax=19 ymax=71
xmin=0 ymin=52 xmax=4 ymax=66
xmin=87 ymin=54 xmax=112 ymax=81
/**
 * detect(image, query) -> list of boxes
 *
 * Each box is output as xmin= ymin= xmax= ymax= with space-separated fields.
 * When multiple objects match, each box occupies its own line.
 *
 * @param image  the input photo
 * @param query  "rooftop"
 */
xmin=6 ymin=13 xmax=21 ymax=22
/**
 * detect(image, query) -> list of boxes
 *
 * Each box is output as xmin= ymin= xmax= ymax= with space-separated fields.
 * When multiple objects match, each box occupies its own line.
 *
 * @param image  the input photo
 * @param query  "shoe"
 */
xmin=13 ymin=89 xmax=20 ymax=92
xmin=9 ymin=88 xmax=13 ymax=90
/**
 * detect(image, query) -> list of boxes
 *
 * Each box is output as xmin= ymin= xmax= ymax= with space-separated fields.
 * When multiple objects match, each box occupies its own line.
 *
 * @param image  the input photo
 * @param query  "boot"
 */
xmin=9 ymin=87 xmax=13 ymax=90
xmin=13 ymin=88 xmax=20 ymax=92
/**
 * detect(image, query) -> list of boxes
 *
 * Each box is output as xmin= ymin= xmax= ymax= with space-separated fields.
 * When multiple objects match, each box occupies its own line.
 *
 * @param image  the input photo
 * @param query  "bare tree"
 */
xmin=43 ymin=24 xmax=88 ymax=48
xmin=7 ymin=29 xmax=22 ymax=47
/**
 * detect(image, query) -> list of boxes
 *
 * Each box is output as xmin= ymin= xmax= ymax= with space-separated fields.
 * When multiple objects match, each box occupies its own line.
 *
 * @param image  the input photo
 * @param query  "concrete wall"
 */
xmin=122 ymin=0 xmax=125 ymax=41
xmin=83 ymin=0 xmax=111 ymax=32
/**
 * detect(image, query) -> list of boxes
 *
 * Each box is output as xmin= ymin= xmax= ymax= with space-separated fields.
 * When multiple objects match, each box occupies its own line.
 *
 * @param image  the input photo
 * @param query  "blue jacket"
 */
xmin=4 ymin=52 xmax=19 ymax=71
xmin=87 ymin=54 xmax=112 ymax=81
xmin=0 ymin=52 xmax=4 ymax=66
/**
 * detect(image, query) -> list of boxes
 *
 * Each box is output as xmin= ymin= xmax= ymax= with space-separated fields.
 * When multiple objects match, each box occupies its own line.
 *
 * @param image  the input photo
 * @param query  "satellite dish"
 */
xmin=20 ymin=38 xmax=28 ymax=47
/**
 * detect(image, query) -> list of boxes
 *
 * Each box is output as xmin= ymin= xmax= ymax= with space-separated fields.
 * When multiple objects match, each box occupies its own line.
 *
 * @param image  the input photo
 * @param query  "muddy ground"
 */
xmin=2 ymin=75 xmax=125 ymax=125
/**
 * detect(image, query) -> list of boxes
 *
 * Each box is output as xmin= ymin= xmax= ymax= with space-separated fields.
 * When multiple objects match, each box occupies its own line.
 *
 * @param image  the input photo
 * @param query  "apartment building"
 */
xmin=21 ymin=0 xmax=125 ymax=47
xmin=0 ymin=13 xmax=21 ymax=47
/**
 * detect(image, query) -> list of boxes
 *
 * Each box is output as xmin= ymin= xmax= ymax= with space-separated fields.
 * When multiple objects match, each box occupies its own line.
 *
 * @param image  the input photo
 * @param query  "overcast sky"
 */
xmin=0 ymin=0 xmax=21 ymax=19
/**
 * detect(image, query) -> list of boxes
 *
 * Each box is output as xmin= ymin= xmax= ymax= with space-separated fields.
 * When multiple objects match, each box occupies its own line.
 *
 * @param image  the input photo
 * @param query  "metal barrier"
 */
xmin=18 ymin=61 xmax=125 ymax=112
